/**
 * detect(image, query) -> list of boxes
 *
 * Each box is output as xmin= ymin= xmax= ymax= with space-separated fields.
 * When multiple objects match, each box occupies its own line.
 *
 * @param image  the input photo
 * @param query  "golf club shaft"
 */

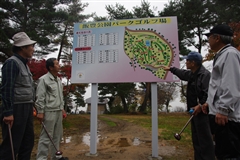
xmin=8 ymin=124 xmax=15 ymax=160
xmin=41 ymin=122 xmax=58 ymax=152
xmin=178 ymin=115 xmax=194 ymax=135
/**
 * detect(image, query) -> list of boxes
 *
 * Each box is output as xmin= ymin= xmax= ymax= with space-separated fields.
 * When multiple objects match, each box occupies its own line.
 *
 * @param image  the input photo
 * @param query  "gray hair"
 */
xmin=219 ymin=34 xmax=232 ymax=44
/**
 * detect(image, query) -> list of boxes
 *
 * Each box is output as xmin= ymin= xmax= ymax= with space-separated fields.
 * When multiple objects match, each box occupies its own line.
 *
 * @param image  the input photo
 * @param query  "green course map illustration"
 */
xmin=124 ymin=27 xmax=176 ymax=79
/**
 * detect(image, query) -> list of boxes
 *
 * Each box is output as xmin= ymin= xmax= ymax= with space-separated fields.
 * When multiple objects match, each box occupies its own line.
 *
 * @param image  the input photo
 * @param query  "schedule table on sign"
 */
xmin=77 ymin=51 xmax=95 ymax=64
xmin=99 ymin=33 xmax=118 ymax=45
xmin=98 ymin=50 xmax=118 ymax=63
xmin=78 ymin=34 xmax=95 ymax=47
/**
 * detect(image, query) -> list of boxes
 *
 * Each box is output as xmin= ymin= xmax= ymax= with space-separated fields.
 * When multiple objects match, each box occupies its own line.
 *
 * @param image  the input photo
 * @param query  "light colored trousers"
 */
xmin=37 ymin=110 xmax=63 ymax=160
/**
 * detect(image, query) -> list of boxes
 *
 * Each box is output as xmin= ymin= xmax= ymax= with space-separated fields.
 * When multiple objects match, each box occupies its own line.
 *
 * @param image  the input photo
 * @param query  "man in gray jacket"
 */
xmin=35 ymin=58 xmax=67 ymax=160
xmin=203 ymin=24 xmax=240 ymax=159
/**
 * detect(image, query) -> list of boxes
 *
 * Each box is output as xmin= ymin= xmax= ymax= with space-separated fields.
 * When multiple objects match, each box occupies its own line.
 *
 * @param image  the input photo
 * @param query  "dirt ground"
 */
xmin=31 ymin=115 xmax=193 ymax=160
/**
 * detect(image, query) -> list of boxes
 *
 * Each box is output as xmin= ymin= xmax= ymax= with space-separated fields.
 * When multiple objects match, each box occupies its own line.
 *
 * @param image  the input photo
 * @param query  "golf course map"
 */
xmin=124 ymin=27 xmax=175 ymax=79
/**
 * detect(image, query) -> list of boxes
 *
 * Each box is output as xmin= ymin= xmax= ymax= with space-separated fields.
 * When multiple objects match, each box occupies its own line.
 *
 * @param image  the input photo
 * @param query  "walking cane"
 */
xmin=8 ymin=124 xmax=15 ymax=160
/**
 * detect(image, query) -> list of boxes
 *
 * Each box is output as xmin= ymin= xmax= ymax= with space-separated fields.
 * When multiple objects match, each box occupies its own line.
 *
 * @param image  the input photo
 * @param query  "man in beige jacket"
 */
xmin=35 ymin=58 xmax=67 ymax=160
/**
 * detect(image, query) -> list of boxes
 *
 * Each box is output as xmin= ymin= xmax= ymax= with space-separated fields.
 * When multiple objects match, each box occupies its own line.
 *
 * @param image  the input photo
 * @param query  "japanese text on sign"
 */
xmin=79 ymin=18 xmax=171 ymax=29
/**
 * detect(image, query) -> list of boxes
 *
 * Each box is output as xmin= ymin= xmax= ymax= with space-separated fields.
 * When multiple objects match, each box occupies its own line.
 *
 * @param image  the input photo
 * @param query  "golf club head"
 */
xmin=55 ymin=151 xmax=63 ymax=159
xmin=174 ymin=133 xmax=181 ymax=141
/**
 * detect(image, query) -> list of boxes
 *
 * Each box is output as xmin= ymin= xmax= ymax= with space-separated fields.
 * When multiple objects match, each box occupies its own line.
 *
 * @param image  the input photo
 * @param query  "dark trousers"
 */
xmin=0 ymin=103 xmax=34 ymax=160
xmin=209 ymin=115 xmax=240 ymax=160
xmin=191 ymin=112 xmax=215 ymax=160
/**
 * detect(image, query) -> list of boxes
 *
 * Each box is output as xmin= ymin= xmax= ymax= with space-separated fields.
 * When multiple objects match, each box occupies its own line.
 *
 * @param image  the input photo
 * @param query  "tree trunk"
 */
xmin=139 ymin=82 xmax=151 ymax=112
xmin=165 ymin=99 xmax=170 ymax=113
xmin=108 ymin=97 xmax=115 ymax=112
xmin=57 ymin=23 xmax=68 ymax=61
xmin=64 ymin=79 xmax=69 ymax=111
xmin=75 ymin=106 xmax=78 ymax=114
xmin=120 ymin=95 xmax=128 ymax=113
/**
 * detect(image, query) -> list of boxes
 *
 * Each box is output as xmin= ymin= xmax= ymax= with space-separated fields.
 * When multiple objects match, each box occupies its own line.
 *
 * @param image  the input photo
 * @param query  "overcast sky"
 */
xmin=82 ymin=0 xmax=168 ymax=17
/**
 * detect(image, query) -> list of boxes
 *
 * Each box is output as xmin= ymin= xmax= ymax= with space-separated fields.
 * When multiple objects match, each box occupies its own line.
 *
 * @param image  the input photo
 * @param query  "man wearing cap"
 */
xmin=203 ymin=24 xmax=240 ymax=159
xmin=0 ymin=32 xmax=36 ymax=160
xmin=163 ymin=52 xmax=215 ymax=160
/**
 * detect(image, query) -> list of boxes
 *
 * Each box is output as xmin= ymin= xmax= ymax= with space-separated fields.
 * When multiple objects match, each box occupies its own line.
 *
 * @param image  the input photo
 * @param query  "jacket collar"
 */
xmin=197 ymin=65 xmax=206 ymax=75
xmin=14 ymin=53 xmax=28 ymax=65
xmin=47 ymin=72 xmax=58 ymax=81
xmin=191 ymin=65 xmax=206 ymax=76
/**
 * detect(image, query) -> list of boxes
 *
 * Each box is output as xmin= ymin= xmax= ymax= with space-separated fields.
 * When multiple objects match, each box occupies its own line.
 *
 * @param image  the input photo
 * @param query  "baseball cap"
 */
xmin=181 ymin=51 xmax=202 ymax=62
xmin=204 ymin=24 xmax=233 ymax=37
xmin=12 ymin=32 xmax=36 ymax=47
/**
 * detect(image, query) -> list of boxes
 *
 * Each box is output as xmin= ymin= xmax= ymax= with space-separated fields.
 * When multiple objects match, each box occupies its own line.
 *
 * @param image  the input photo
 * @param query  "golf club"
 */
xmin=8 ymin=124 xmax=15 ymax=160
xmin=41 ymin=122 xmax=67 ymax=160
xmin=174 ymin=109 xmax=194 ymax=141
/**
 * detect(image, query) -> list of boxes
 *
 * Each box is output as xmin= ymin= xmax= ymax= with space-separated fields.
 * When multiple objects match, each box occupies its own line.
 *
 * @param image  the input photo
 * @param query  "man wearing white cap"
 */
xmin=0 ymin=32 xmax=36 ymax=160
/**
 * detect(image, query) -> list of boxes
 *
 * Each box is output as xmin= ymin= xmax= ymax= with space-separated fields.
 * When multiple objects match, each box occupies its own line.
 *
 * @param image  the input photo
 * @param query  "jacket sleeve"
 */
xmin=170 ymin=67 xmax=191 ymax=81
xmin=35 ymin=78 xmax=46 ymax=114
xmin=217 ymin=50 xmax=240 ymax=115
xmin=1 ymin=59 xmax=19 ymax=116
xmin=59 ymin=81 xmax=64 ymax=110
xmin=199 ymin=70 xmax=210 ymax=104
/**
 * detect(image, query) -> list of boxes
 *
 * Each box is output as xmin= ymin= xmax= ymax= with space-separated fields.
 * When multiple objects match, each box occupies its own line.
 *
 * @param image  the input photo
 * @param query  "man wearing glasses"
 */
xmin=203 ymin=24 xmax=240 ymax=160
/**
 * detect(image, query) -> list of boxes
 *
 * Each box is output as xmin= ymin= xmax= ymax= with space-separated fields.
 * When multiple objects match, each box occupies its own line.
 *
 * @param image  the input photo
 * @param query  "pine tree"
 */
xmin=0 ymin=0 xmax=70 ymax=61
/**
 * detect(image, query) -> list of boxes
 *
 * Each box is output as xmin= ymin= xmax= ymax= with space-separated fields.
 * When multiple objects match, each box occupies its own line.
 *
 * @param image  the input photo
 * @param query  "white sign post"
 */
xmin=90 ymin=83 xmax=98 ymax=155
xmin=151 ymin=82 xmax=159 ymax=158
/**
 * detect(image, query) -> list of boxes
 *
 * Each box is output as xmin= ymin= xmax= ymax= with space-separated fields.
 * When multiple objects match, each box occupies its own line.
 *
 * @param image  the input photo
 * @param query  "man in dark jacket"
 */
xmin=163 ymin=51 xmax=215 ymax=160
xmin=0 ymin=32 xmax=36 ymax=160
